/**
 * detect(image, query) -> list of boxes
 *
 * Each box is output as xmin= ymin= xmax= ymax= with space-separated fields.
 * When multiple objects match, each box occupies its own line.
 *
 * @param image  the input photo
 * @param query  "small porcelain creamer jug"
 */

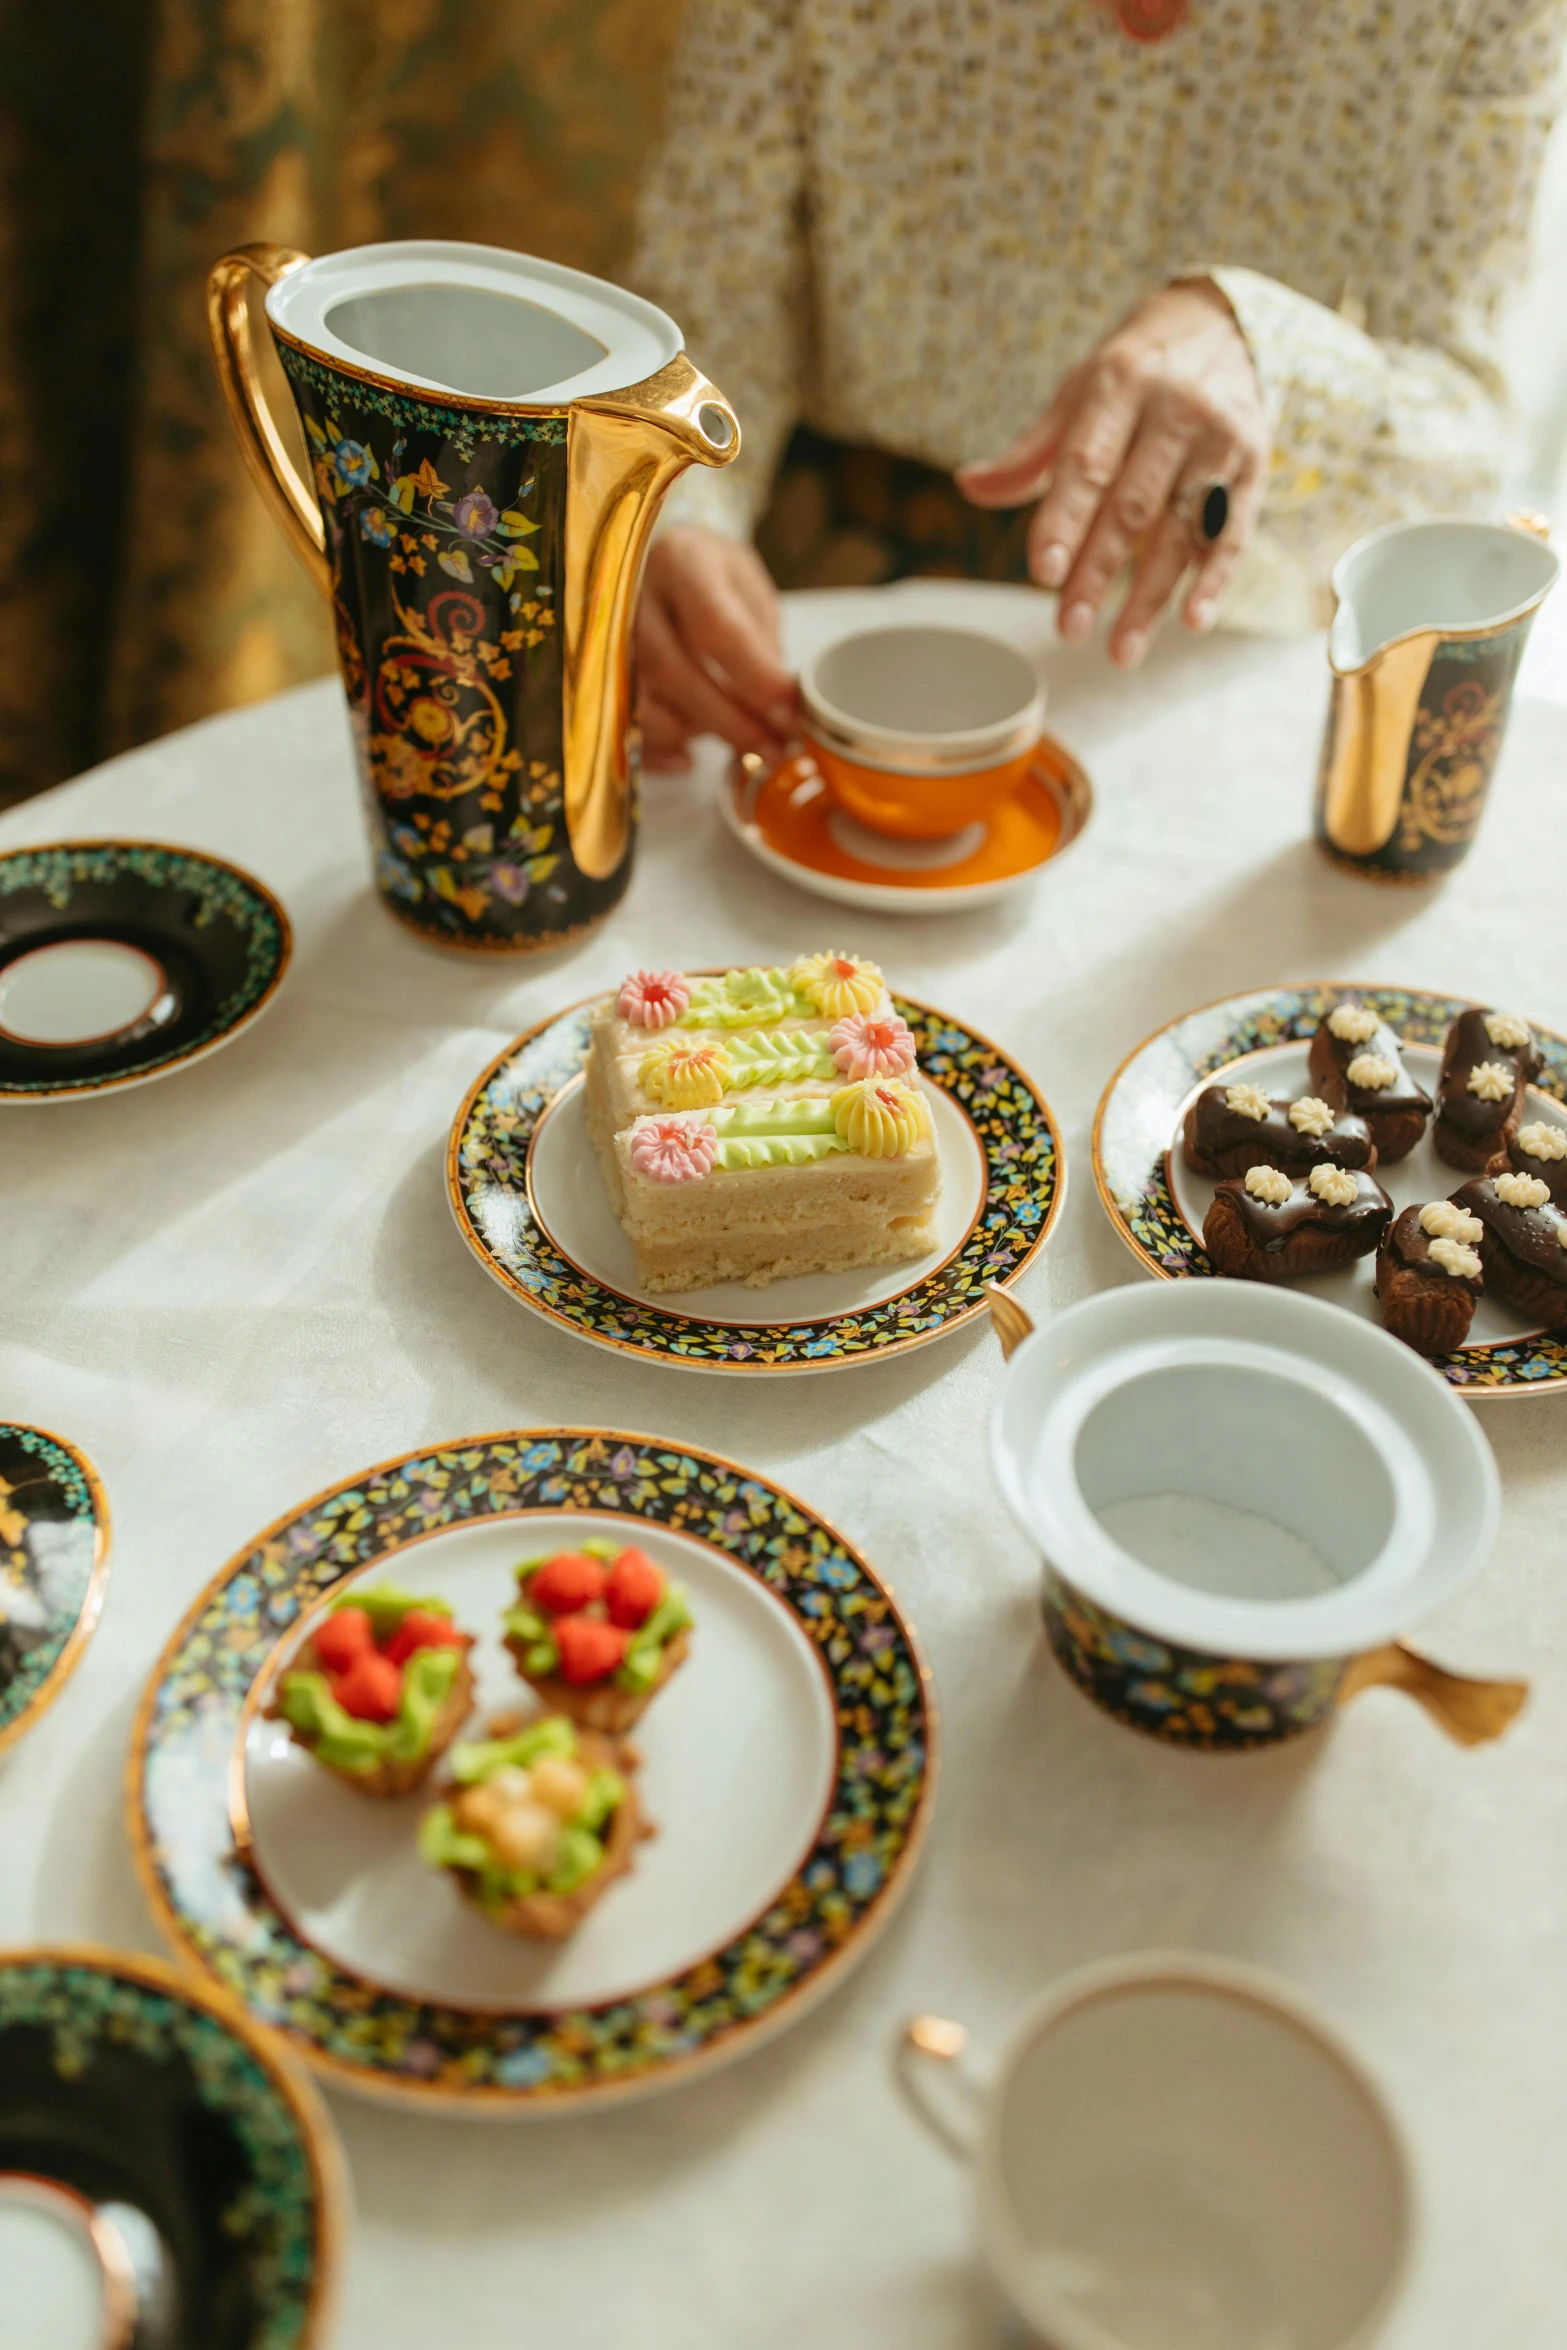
xmin=209 ymin=240 xmax=738 ymax=954
xmin=1314 ymin=515 xmax=1556 ymax=883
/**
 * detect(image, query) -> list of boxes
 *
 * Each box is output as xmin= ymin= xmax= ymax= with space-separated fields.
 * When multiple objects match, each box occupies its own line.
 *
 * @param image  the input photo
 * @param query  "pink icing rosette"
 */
xmin=629 ymin=1115 xmax=717 ymax=1184
xmin=830 ymin=1010 xmax=917 ymax=1081
xmin=617 ymin=969 xmax=690 ymax=1029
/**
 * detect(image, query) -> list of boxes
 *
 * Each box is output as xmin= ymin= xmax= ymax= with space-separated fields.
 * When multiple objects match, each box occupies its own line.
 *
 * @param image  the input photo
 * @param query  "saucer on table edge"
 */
xmin=0 ymin=1425 xmax=110 ymax=1757
xmin=447 ymin=987 xmax=1063 ymax=1373
xmin=722 ymin=740 xmax=1091 ymax=914
xmin=1092 ymin=980 xmax=1567 ymax=1396
xmin=0 ymin=841 xmax=291 ymax=1100
xmin=0 ymin=1944 xmax=345 ymax=2348
xmin=127 ymin=1430 xmax=937 ymax=2114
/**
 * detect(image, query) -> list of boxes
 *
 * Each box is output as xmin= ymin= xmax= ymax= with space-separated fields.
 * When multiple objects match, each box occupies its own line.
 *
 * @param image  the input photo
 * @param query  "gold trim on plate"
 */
xmin=0 ymin=1429 xmax=111 ymax=1760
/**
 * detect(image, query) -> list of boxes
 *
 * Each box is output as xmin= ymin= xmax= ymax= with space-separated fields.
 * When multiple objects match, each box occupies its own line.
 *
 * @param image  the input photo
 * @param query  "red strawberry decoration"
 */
xmin=383 ymin=1608 xmax=465 ymax=1667
xmin=529 ymin=1552 xmax=608 ymax=1616
xmin=330 ymin=1649 xmax=402 ymax=1723
xmin=553 ymin=1614 xmax=630 ymax=1686
xmin=313 ymin=1607 xmax=373 ymax=1672
xmin=605 ymin=1547 xmax=664 ymax=1629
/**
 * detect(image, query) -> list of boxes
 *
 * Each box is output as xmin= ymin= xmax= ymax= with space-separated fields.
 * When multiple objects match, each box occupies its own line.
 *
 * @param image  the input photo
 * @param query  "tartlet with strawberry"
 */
xmin=271 ymin=1584 xmax=476 ymax=1796
xmin=418 ymin=1715 xmax=646 ymax=1939
xmin=502 ymin=1538 xmax=692 ymax=1732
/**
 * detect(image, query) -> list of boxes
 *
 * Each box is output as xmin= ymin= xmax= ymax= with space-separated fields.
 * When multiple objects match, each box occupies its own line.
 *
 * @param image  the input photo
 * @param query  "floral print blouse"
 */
xmin=631 ymin=0 xmax=1565 ymax=627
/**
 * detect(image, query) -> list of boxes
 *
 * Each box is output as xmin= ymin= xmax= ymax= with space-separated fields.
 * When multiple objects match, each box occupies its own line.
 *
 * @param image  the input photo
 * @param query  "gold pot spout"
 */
xmin=563 ymin=357 xmax=739 ymax=879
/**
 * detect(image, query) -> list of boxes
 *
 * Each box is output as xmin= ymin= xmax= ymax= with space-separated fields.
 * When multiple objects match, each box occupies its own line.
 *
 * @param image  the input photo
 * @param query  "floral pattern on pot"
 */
xmin=277 ymin=345 xmax=622 ymax=954
xmin=1315 ymin=622 xmax=1536 ymax=883
xmin=448 ymin=991 xmax=1062 ymax=1371
xmin=1093 ymin=982 xmax=1567 ymax=1394
xmin=0 ymin=1424 xmax=108 ymax=1751
xmin=129 ymin=1432 xmax=935 ymax=2109
xmin=0 ymin=843 xmax=290 ymax=1098
xmin=0 ymin=1952 xmax=333 ymax=2350
xmin=1044 ymin=1574 xmax=1347 ymax=1751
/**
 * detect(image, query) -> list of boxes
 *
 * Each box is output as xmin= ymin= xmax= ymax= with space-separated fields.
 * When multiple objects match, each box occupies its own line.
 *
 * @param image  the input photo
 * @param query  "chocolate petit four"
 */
xmin=1454 ymin=1171 xmax=1567 ymax=1331
xmin=1182 ymin=1081 xmax=1375 ymax=1180
xmin=419 ymin=1715 xmax=648 ymax=1940
xmin=1203 ymin=1160 xmax=1393 ymax=1283
xmin=1433 ymin=1008 xmax=1542 ymax=1173
xmin=1307 ymin=999 xmax=1432 ymax=1164
xmin=502 ymin=1538 xmax=692 ymax=1733
xmin=1376 ymin=1200 xmax=1484 ymax=1356
xmin=1500 ymin=1116 xmax=1567 ymax=1205
xmin=271 ymin=1584 xmax=476 ymax=1797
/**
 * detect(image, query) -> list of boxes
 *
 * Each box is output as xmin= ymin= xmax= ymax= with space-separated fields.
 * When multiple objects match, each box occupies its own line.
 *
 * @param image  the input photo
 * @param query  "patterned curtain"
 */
xmin=0 ymin=0 xmax=685 ymax=807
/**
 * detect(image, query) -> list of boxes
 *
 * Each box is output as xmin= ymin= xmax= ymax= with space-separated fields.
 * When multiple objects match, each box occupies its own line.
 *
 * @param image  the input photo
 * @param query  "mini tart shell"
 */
xmin=269 ymin=1643 xmax=476 ymax=1798
xmin=1475 ymin=1227 xmax=1567 ymax=1332
xmin=447 ymin=1732 xmax=650 ymax=1941
xmin=1375 ymin=1244 xmax=1480 ymax=1358
xmin=1201 ymin=1187 xmax=1387 ymax=1283
xmin=503 ymin=1626 xmax=692 ymax=1733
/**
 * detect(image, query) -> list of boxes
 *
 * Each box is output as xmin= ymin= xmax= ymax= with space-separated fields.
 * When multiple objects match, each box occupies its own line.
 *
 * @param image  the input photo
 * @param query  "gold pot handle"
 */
xmin=984 ymin=1282 xmax=1036 ymax=1362
xmin=1338 ymin=1642 xmax=1528 ymax=1746
xmin=207 ymin=243 xmax=329 ymax=595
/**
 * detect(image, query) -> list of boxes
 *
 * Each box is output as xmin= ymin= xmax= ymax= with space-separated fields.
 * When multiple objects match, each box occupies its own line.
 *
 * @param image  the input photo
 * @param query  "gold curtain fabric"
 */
xmin=0 ymin=0 xmax=684 ymax=806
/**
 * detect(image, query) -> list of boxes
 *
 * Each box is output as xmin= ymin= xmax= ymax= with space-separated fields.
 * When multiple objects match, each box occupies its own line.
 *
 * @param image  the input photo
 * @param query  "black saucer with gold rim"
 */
xmin=0 ymin=842 xmax=290 ymax=1102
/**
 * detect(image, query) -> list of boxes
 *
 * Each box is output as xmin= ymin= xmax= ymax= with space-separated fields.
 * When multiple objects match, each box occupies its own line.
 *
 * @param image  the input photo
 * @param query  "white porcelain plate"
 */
xmin=448 ymin=989 xmax=1063 ymax=1373
xmin=130 ymin=1430 xmax=936 ymax=2112
xmin=1094 ymin=982 xmax=1567 ymax=1396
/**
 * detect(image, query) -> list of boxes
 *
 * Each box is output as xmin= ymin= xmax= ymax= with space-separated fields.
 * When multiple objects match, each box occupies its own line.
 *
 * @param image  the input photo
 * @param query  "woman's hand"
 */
xmin=957 ymin=280 xmax=1269 ymax=667
xmin=635 ymin=526 xmax=797 ymax=771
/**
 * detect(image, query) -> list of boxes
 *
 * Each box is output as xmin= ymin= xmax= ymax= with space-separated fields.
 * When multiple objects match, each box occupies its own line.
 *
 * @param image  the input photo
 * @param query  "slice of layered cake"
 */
xmin=584 ymin=952 xmax=943 ymax=1291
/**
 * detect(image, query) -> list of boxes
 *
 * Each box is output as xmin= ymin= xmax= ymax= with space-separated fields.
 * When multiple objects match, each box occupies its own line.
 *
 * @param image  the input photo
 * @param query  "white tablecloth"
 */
xmin=3 ymin=580 xmax=1564 ymax=2349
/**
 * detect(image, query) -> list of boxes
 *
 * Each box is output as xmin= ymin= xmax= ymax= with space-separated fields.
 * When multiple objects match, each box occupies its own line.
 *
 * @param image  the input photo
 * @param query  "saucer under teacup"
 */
xmin=0 ymin=841 xmax=290 ymax=1101
xmin=0 ymin=1944 xmax=345 ymax=2348
xmin=0 ymin=1423 xmax=110 ymax=1759
xmin=721 ymin=740 xmax=1090 ymax=915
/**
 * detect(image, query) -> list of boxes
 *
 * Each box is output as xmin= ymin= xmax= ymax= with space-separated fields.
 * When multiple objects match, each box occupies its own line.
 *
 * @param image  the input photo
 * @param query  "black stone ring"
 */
xmin=1190 ymin=479 xmax=1229 ymax=546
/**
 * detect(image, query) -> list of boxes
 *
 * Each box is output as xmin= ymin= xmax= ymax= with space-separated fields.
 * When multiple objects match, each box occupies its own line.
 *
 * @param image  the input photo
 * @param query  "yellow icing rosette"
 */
xmin=639 ymin=1040 xmax=731 ymax=1109
xmin=791 ymin=951 xmax=884 ymax=1020
xmin=830 ymin=1076 xmax=931 ymax=1157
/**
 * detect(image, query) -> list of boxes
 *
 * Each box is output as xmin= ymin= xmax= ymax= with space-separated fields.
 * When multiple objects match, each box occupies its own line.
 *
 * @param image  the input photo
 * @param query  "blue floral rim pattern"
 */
xmin=0 ymin=1952 xmax=334 ymax=2350
xmin=1091 ymin=982 xmax=1567 ymax=1393
xmin=447 ymin=991 xmax=1062 ymax=1370
xmin=0 ymin=1423 xmax=108 ymax=1753
xmin=128 ymin=1431 xmax=936 ymax=2109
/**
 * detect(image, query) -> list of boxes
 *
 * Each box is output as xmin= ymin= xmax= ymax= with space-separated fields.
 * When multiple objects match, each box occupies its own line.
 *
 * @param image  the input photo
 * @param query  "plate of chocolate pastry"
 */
xmin=1093 ymin=984 xmax=1567 ymax=1394
xmin=128 ymin=1430 xmax=935 ymax=2112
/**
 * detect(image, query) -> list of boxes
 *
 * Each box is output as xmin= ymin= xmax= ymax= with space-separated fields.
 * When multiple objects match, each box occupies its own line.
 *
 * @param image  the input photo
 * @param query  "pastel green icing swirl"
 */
xmin=280 ymin=1644 xmax=461 ymax=1772
xmin=678 ymin=967 xmax=816 ymax=1029
xmin=708 ymin=1099 xmax=837 ymax=1135
xmin=715 ymin=1135 xmax=848 ymax=1168
xmin=725 ymin=1031 xmax=837 ymax=1085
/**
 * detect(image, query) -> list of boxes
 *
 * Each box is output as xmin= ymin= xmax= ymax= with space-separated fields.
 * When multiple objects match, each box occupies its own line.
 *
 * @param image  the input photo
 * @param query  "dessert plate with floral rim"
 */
xmin=127 ymin=1430 xmax=937 ymax=2114
xmin=720 ymin=738 xmax=1093 ymax=915
xmin=0 ymin=841 xmax=291 ymax=1101
xmin=447 ymin=985 xmax=1063 ymax=1373
xmin=0 ymin=1943 xmax=346 ymax=2349
xmin=0 ymin=1424 xmax=111 ymax=1759
xmin=1092 ymin=981 xmax=1567 ymax=1396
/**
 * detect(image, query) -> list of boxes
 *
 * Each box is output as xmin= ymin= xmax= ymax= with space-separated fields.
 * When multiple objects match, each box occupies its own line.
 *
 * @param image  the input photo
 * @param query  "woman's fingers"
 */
xmin=1052 ymin=410 xmax=1196 ymax=643
xmin=1016 ymin=354 xmax=1146 ymax=590
xmin=660 ymin=536 xmax=794 ymax=724
xmin=1184 ymin=449 xmax=1265 ymax=629
xmin=1108 ymin=509 xmax=1199 ymax=665
xmin=638 ymin=688 xmax=695 ymax=771
xmin=955 ymin=375 xmax=1079 ymax=510
xmin=638 ymin=591 xmax=787 ymax=759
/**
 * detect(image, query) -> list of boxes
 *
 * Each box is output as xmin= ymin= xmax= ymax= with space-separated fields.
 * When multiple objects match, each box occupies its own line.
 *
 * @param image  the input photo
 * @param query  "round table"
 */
xmin=2 ymin=580 xmax=1564 ymax=2350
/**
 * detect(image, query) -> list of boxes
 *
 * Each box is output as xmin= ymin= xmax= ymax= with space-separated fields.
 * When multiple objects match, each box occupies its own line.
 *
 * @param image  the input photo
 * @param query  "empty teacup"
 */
xmin=903 ymin=1953 xmax=1414 ymax=2350
xmin=800 ymin=624 xmax=1046 ymax=840
xmin=987 ymin=1281 xmax=1523 ymax=1750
